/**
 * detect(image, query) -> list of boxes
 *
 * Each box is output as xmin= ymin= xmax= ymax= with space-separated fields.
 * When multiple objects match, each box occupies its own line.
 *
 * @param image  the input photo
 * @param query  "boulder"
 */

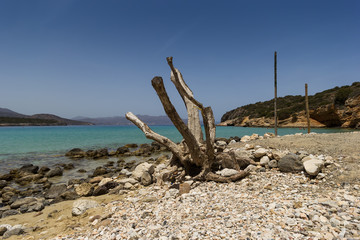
xmin=0 ymin=226 xmax=7 ymax=236
xmin=19 ymin=164 xmax=39 ymax=174
xmin=10 ymin=197 xmax=37 ymax=209
xmin=140 ymin=172 xmax=153 ymax=186
xmin=0 ymin=180 xmax=7 ymax=189
xmin=65 ymin=148 xmax=86 ymax=159
xmin=75 ymin=183 xmax=94 ymax=197
xmin=2 ymin=209 xmax=19 ymax=218
xmin=278 ymin=154 xmax=304 ymax=173
xmin=92 ymin=185 xmax=108 ymax=196
xmin=217 ymin=152 xmax=238 ymax=170
xmin=272 ymin=150 xmax=287 ymax=160
xmin=240 ymin=135 xmax=251 ymax=142
xmin=132 ymin=162 xmax=154 ymax=181
xmin=116 ymin=146 xmax=130 ymax=155
xmin=72 ymin=199 xmax=99 ymax=216
xmin=45 ymin=184 xmax=67 ymax=199
xmin=60 ymin=189 xmax=79 ymax=200
xmin=260 ymin=156 xmax=270 ymax=166
xmin=303 ymin=158 xmax=324 ymax=176
xmin=98 ymin=178 xmax=113 ymax=187
xmin=92 ymin=167 xmax=108 ymax=177
xmin=216 ymin=168 xmax=239 ymax=177
xmin=268 ymin=159 xmax=278 ymax=168
xmin=45 ymin=167 xmax=63 ymax=178
xmin=253 ymin=148 xmax=267 ymax=158
xmin=179 ymin=183 xmax=191 ymax=195
xmin=2 ymin=227 xmax=24 ymax=239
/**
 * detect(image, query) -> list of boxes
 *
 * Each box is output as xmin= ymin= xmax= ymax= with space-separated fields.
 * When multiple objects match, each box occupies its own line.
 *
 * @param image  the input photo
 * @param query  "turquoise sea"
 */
xmin=0 ymin=125 xmax=354 ymax=177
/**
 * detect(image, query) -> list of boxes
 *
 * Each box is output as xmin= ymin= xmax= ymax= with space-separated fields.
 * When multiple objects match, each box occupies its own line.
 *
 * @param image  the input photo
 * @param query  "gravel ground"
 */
xmin=49 ymin=132 xmax=360 ymax=240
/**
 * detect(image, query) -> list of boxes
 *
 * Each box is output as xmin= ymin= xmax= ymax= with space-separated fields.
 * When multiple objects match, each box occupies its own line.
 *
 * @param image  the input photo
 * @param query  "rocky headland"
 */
xmin=220 ymin=82 xmax=360 ymax=129
xmin=0 ymin=132 xmax=359 ymax=239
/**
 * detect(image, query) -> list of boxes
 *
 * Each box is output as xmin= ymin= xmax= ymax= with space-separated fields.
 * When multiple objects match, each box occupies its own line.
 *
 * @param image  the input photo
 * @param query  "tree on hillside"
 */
xmin=126 ymin=57 xmax=249 ymax=182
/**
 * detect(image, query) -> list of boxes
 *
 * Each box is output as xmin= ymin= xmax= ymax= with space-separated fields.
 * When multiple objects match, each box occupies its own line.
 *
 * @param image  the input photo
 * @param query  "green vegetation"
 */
xmin=0 ymin=117 xmax=58 ymax=125
xmin=221 ymin=81 xmax=360 ymax=122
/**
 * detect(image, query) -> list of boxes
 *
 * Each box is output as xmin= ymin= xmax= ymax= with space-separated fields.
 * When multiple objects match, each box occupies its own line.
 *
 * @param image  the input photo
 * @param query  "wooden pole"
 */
xmin=274 ymin=51 xmax=278 ymax=136
xmin=305 ymin=83 xmax=311 ymax=133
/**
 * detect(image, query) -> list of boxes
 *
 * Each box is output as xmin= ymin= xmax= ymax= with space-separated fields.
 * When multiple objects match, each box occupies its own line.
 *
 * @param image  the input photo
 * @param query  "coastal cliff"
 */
xmin=220 ymin=82 xmax=360 ymax=128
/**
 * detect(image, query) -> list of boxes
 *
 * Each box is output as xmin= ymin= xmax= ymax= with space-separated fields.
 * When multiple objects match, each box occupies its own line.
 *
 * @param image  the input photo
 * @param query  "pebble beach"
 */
xmin=1 ymin=132 xmax=359 ymax=240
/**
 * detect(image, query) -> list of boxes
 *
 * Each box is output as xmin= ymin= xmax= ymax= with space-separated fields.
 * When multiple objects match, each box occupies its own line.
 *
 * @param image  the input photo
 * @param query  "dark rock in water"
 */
xmin=2 ymin=227 xmax=24 ymax=238
xmin=0 ymin=174 xmax=13 ymax=181
xmin=2 ymin=209 xmax=19 ymax=218
xmin=278 ymin=154 xmax=304 ymax=173
xmin=65 ymin=148 xmax=86 ymax=159
xmin=63 ymin=163 xmax=75 ymax=170
xmin=19 ymin=164 xmax=39 ymax=174
xmin=95 ymin=148 xmax=108 ymax=158
xmin=0 ymin=180 xmax=7 ymax=189
xmin=124 ymin=143 xmax=138 ymax=148
xmin=68 ymin=178 xmax=86 ymax=186
xmin=93 ymin=185 xmax=108 ymax=196
xmin=86 ymin=150 xmax=97 ymax=158
xmin=92 ymin=167 xmax=108 ymax=177
xmin=38 ymin=166 xmax=50 ymax=175
xmin=78 ymin=169 xmax=87 ymax=173
xmin=116 ymin=146 xmax=130 ymax=155
xmin=45 ymin=167 xmax=63 ymax=178
xmin=60 ymin=189 xmax=79 ymax=200
xmin=1 ymin=191 xmax=16 ymax=203
xmin=15 ymin=174 xmax=42 ymax=185
xmin=45 ymin=184 xmax=67 ymax=199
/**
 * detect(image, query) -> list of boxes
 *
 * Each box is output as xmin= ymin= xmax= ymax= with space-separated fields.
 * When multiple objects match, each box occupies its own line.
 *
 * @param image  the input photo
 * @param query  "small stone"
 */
xmin=268 ymin=160 xmax=278 ymax=168
xmin=259 ymin=156 xmax=270 ymax=166
xmin=72 ymin=199 xmax=99 ymax=216
xmin=179 ymin=183 xmax=191 ymax=195
xmin=253 ymin=148 xmax=267 ymax=158
xmin=216 ymin=168 xmax=239 ymax=177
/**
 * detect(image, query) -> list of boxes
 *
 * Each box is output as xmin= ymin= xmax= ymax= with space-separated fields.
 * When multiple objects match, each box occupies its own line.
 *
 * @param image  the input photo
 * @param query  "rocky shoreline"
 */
xmin=0 ymin=132 xmax=359 ymax=239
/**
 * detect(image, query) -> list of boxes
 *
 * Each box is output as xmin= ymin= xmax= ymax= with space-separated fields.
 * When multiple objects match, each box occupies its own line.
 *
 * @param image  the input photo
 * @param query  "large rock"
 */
xmin=253 ymin=148 xmax=267 ymax=158
xmin=65 ymin=148 xmax=86 ymax=159
xmin=45 ymin=184 xmax=67 ymax=199
xmin=45 ymin=167 xmax=63 ymax=178
xmin=92 ymin=167 xmax=108 ymax=177
xmin=303 ymin=158 xmax=324 ymax=176
xmin=2 ymin=226 xmax=24 ymax=239
xmin=72 ymin=199 xmax=99 ymax=216
xmin=278 ymin=154 xmax=304 ymax=173
xmin=132 ymin=162 xmax=154 ymax=181
xmin=75 ymin=183 xmax=94 ymax=197
xmin=140 ymin=172 xmax=153 ymax=186
xmin=10 ymin=197 xmax=37 ymax=209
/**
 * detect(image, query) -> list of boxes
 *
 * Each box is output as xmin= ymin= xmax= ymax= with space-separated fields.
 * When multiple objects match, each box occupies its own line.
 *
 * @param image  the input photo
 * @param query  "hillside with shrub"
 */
xmin=220 ymin=82 xmax=360 ymax=128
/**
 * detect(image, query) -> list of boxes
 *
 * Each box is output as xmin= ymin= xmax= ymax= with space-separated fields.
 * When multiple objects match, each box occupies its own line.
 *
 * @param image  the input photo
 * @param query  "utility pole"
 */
xmin=274 ymin=51 xmax=278 ymax=136
xmin=305 ymin=83 xmax=311 ymax=133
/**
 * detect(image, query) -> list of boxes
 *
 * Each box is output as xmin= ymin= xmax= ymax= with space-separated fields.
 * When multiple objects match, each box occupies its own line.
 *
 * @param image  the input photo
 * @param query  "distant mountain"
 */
xmin=0 ymin=108 xmax=27 ymax=118
xmin=0 ymin=108 xmax=91 ymax=126
xmin=73 ymin=115 xmax=185 ymax=125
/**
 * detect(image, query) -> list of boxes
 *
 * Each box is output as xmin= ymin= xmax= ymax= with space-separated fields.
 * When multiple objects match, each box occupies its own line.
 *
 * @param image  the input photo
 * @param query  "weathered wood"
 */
xmin=205 ymin=171 xmax=249 ymax=183
xmin=274 ymin=51 xmax=278 ymax=136
xmin=305 ymin=83 xmax=311 ymax=133
xmin=126 ymin=57 xmax=249 ymax=183
xmin=170 ymin=69 xmax=203 ymax=144
xmin=125 ymin=112 xmax=185 ymax=162
xmin=151 ymin=76 xmax=205 ymax=166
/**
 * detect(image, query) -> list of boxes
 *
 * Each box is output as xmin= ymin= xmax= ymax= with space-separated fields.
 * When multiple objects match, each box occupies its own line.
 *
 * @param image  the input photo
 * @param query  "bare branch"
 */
xmin=125 ymin=112 xmax=184 ymax=161
xmin=151 ymin=77 xmax=205 ymax=166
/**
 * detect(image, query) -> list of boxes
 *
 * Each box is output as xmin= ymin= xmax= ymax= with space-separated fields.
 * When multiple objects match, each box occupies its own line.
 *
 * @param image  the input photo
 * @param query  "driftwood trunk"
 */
xmin=126 ymin=57 xmax=249 ymax=182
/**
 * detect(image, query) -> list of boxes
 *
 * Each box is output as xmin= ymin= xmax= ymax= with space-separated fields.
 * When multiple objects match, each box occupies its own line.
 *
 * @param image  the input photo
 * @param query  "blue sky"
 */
xmin=0 ymin=0 xmax=359 ymax=121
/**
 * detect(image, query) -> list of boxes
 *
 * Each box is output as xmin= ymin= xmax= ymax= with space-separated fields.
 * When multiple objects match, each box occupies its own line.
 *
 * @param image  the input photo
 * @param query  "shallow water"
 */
xmin=0 ymin=125 xmax=354 ymax=177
